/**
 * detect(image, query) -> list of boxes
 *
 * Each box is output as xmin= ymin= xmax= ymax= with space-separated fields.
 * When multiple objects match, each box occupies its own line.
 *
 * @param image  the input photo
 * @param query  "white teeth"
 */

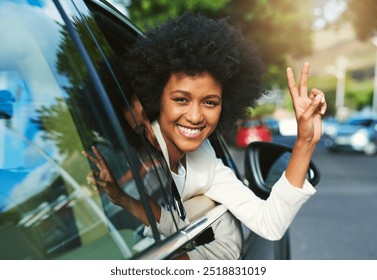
xmin=177 ymin=125 xmax=201 ymax=135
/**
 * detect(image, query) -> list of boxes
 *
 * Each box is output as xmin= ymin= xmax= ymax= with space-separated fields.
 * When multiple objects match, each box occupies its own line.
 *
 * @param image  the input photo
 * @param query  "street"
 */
xmin=229 ymin=136 xmax=377 ymax=259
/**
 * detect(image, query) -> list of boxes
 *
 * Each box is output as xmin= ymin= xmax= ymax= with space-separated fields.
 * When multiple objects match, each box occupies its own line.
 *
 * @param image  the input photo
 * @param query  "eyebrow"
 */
xmin=170 ymin=90 xmax=222 ymax=100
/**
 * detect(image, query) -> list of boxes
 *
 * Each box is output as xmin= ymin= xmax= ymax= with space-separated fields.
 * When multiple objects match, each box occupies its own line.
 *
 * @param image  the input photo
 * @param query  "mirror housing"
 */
xmin=244 ymin=141 xmax=320 ymax=200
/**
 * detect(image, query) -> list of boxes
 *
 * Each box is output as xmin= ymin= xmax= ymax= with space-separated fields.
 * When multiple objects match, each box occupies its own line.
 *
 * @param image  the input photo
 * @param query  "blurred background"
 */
xmin=107 ymin=0 xmax=377 ymax=259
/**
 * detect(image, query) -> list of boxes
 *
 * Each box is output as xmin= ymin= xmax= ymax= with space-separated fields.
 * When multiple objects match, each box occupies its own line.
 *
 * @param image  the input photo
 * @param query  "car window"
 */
xmin=0 ymin=0 xmax=180 ymax=260
xmin=82 ymin=0 xmax=188 ymax=225
xmin=79 ymin=0 xmax=186 ymax=229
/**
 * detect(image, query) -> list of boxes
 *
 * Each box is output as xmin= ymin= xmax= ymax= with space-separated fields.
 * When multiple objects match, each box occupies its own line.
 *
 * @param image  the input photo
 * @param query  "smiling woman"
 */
xmin=83 ymin=11 xmax=327 ymax=260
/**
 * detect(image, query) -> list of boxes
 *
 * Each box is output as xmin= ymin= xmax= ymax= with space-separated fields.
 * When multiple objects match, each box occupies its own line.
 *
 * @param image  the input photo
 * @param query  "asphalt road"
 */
xmin=229 ymin=135 xmax=377 ymax=260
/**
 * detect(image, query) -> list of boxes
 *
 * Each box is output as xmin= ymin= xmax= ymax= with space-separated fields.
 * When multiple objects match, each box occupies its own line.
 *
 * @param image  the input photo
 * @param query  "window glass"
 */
xmin=79 ymin=1 xmax=184 ymax=230
xmin=0 ymin=0 xmax=160 ymax=260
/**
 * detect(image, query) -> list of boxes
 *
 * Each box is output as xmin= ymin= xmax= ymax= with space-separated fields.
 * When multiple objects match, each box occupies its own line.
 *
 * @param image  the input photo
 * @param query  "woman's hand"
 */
xmin=82 ymin=146 xmax=124 ymax=205
xmin=284 ymin=62 xmax=327 ymax=188
xmin=287 ymin=62 xmax=327 ymax=144
xmin=82 ymin=146 xmax=161 ymax=225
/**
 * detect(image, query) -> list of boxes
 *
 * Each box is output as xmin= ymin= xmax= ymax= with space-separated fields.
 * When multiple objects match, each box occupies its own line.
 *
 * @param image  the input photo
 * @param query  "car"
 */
xmin=0 ymin=0 xmax=320 ymax=260
xmin=323 ymin=114 xmax=377 ymax=156
xmin=263 ymin=117 xmax=280 ymax=135
xmin=235 ymin=118 xmax=272 ymax=148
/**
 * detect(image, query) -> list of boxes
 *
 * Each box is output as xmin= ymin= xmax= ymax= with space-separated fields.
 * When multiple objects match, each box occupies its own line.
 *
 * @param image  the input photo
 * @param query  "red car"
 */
xmin=235 ymin=119 xmax=272 ymax=147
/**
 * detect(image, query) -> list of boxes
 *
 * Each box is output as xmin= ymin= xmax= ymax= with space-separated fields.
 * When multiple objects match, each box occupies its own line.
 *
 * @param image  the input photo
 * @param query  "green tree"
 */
xmin=227 ymin=0 xmax=313 ymax=87
xmin=125 ymin=0 xmax=314 ymax=88
xmin=127 ymin=0 xmax=230 ymax=28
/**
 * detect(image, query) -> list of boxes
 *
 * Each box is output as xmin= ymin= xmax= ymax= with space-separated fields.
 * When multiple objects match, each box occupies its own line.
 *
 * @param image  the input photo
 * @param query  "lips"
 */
xmin=176 ymin=124 xmax=203 ymax=138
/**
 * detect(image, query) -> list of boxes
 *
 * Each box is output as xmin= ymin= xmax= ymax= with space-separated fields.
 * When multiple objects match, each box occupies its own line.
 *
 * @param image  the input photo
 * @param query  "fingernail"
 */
xmin=321 ymin=96 xmax=325 ymax=103
xmin=315 ymin=94 xmax=322 ymax=101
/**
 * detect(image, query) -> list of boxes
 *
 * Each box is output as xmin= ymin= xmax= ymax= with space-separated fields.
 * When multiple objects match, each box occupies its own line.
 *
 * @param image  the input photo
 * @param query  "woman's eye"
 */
xmin=174 ymin=97 xmax=188 ymax=103
xmin=204 ymin=100 xmax=219 ymax=107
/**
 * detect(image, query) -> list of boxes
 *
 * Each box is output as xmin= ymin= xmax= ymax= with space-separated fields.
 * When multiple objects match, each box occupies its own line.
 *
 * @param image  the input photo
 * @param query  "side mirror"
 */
xmin=0 ymin=90 xmax=15 ymax=119
xmin=244 ymin=141 xmax=320 ymax=200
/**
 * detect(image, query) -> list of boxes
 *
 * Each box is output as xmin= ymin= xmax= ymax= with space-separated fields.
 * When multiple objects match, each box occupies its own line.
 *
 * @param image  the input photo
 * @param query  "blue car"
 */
xmin=324 ymin=115 xmax=377 ymax=156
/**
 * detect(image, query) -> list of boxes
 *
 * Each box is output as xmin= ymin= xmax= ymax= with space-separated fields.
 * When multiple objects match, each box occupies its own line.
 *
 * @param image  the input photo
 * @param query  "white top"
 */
xmin=147 ymin=121 xmax=316 ymax=259
xmin=171 ymin=162 xmax=186 ymax=196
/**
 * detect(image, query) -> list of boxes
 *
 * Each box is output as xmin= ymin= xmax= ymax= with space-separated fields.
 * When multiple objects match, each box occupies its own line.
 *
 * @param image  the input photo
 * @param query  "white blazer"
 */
xmin=151 ymin=121 xmax=316 ymax=242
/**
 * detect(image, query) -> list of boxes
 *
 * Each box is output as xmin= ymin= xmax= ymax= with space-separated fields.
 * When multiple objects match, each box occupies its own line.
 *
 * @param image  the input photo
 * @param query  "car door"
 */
xmin=0 ymin=0 xmax=187 ymax=260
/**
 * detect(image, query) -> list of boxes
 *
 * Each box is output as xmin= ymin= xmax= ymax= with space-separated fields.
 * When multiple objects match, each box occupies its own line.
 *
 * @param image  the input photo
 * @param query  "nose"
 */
xmin=185 ymin=103 xmax=204 ymax=124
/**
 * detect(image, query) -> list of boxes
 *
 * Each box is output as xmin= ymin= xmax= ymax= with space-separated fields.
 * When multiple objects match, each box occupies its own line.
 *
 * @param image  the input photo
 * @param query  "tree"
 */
xmin=342 ymin=0 xmax=377 ymax=41
xmin=125 ymin=0 xmax=314 ymax=88
xmin=225 ymin=0 xmax=313 ymax=87
xmin=126 ymin=0 xmax=230 ymax=28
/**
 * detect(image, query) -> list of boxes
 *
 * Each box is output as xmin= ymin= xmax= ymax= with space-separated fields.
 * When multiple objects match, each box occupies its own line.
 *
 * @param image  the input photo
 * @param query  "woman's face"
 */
xmin=159 ymin=71 xmax=222 ymax=160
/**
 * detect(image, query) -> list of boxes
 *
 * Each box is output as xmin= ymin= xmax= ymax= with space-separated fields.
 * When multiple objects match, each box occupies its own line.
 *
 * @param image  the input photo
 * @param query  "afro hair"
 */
xmin=124 ymin=12 xmax=266 ymax=135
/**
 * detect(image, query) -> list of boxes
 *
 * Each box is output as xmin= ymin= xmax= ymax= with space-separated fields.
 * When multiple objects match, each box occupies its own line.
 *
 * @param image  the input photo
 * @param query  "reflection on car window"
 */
xmin=0 ymin=1 xmax=163 ymax=260
xmin=84 ymin=2 xmax=185 ymax=226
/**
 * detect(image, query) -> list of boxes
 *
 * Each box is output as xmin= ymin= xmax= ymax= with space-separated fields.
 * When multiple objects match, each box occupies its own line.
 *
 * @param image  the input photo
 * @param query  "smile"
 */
xmin=176 ymin=125 xmax=203 ymax=137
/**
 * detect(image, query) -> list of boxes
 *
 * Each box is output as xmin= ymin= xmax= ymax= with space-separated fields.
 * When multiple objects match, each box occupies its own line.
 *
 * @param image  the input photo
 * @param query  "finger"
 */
xmin=92 ymin=146 xmax=104 ymax=160
xmin=320 ymin=96 xmax=327 ymax=115
xmin=310 ymin=89 xmax=327 ymax=115
xmin=286 ymin=67 xmax=299 ymax=100
xmin=82 ymin=150 xmax=97 ymax=163
xmin=87 ymin=169 xmax=98 ymax=180
xmin=87 ymin=170 xmax=108 ymax=190
xmin=89 ymin=177 xmax=110 ymax=189
xmin=82 ymin=150 xmax=103 ymax=171
xmin=91 ymin=146 xmax=108 ymax=169
xmin=87 ymin=171 xmax=97 ymax=185
xmin=299 ymin=62 xmax=310 ymax=98
xmin=304 ymin=92 xmax=325 ymax=118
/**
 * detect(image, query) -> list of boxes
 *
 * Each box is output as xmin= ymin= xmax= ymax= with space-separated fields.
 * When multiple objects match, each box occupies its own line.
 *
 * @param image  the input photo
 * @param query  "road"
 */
xmin=229 ymin=135 xmax=377 ymax=260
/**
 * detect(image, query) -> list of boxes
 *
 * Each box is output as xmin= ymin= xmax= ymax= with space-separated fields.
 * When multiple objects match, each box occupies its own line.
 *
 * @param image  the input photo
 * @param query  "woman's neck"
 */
xmin=168 ymin=147 xmax=185 ymax=173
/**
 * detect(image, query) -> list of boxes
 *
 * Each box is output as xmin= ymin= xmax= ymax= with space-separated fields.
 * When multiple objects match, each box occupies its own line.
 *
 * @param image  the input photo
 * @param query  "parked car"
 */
xmin=324 ymin=114 xmax=377 ymax=156
xmin=0 ymin=0 xmax=320 ymax=260
xmin=263 ymin=117 xmax=280 ymax=135
xmin=235 ymin=119 xmax=272 ymax=148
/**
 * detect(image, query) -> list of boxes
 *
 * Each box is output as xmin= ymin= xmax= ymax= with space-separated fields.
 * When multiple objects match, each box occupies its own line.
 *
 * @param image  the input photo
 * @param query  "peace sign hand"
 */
xmin=287 ymin=63 xmax=327 ymax=144
xmin=82 ymin=146 xmax=124 ymax=204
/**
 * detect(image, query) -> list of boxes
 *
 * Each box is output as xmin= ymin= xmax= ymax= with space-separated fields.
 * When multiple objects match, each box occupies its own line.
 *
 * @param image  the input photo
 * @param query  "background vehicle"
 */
xmin=235 ymin=118 xmax=272 ymax=148
xmin=323 ymin=114 xmax=377 ymax=156
xmin=263 ymin=117 xmax=280 ymax=135
xmin=0 ymin=0 xmax=319 ymax=260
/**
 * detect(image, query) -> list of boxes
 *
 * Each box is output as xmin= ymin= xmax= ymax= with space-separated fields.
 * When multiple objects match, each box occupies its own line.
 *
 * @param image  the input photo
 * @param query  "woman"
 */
xmin=84 ymin=13 xmax=326 ymax=259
